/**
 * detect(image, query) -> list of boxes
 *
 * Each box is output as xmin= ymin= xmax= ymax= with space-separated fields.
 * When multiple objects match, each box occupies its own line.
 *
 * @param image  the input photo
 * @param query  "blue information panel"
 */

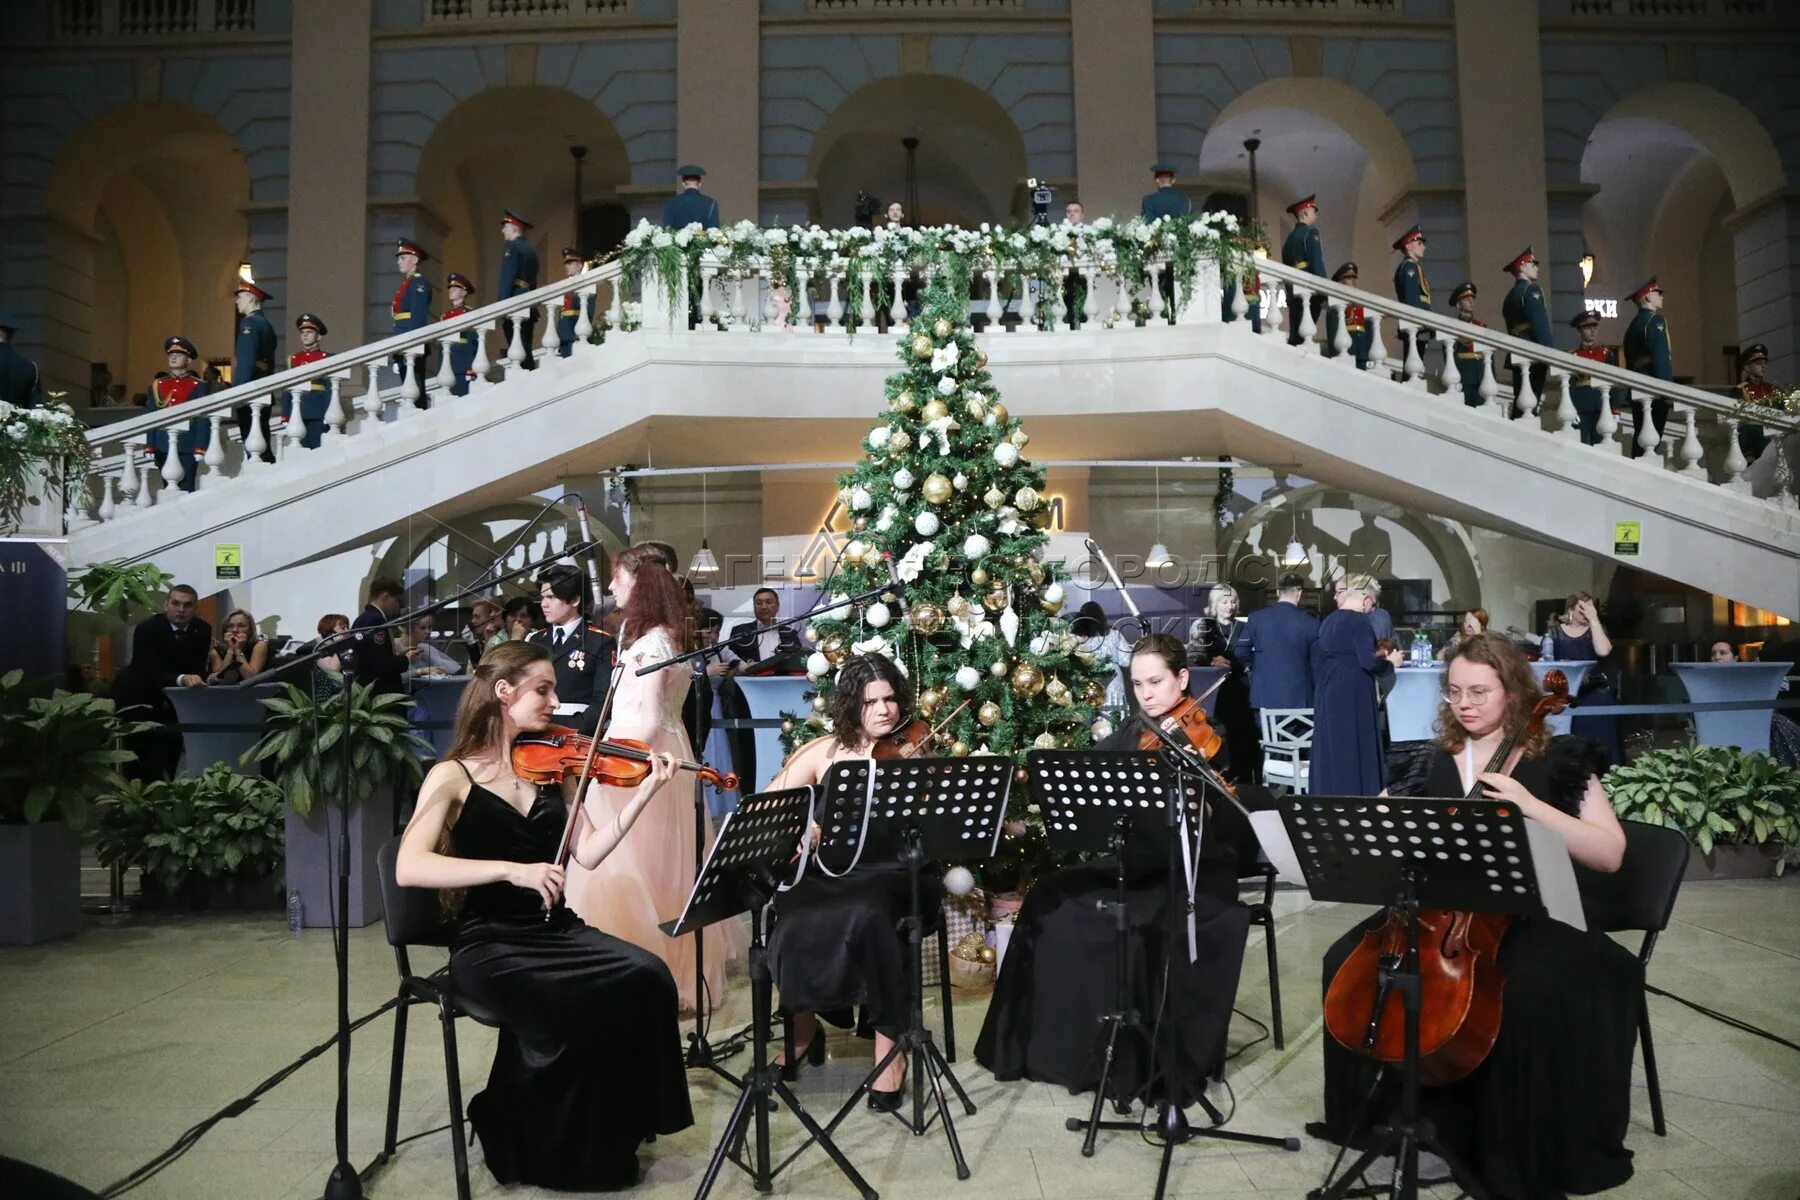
xmin=0 ymin=540 xmax=68 ymax=686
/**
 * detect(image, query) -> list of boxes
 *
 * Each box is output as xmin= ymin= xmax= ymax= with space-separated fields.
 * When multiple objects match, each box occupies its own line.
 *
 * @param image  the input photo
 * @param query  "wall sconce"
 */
xmin=1579 ymin=254 xmax=1595 ymax=289
xmin=238 ymin=261 xmax=255 ymax=285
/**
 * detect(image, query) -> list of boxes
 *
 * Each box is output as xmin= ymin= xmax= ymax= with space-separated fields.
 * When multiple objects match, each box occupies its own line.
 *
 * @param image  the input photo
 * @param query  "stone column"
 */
xmin=676 ymin=0 xmax=759 ymax=225
xmin=287 ymin=0 xmax=373 ymax=341
xmin=1071 ymin=0 xmax=1156 ymax=220
xmin=1452 ymin=0 xmax=1551 ymax=332
xmin=1727 ymin=190 xmax=1799 ymax=380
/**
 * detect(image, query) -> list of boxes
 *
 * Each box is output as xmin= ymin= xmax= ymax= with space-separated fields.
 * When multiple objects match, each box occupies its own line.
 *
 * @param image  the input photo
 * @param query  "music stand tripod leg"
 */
xmin=1071 ymin=821 xmax=1135 ymax=1156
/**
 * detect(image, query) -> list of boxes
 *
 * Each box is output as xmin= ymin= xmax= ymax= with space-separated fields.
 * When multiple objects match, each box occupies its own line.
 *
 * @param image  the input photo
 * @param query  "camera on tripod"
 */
xmin=1028 ymin=177 xmax=1054 ymax=226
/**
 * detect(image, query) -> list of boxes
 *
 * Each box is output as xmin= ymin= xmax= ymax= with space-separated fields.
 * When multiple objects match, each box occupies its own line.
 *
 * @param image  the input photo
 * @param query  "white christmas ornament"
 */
xmin=865 ymin=602 xmax=891 ymax=628
xmin=868 ymin=425 xmax=891 ymax=449
xmin=1043 ymin=582 xmax=1065 ymax=604
xmin=807 ymin=652 xmax=831 ymax=678
xmin=875 ymin=505 xmax=897 ymax=533
xmin=1030 ymin=632 xmax=1052 ymax=656
xmin=953 ymin=473 xmax=968 ymax=491
xmin=850 ymin=487 xmax=872 ymax=511
xmin=993 ymin=443 xmax=1019 ymax=468
xmin=954 ymin=665 xmax=981 ymax=691
xmin=999 ymin=607 xmax=1020 ymax=646
xmin=943 ymin=866 xmax=976 ymax=897
xmin=894 ymin=542 xmax=933 ymax=582
xmin=936 ymin=375 xmax=958 ymax=396
xmin=1091 ymin=717 xmax=1114 ymax=740
xmin=963 ymin=533 xmax=991 ymax=559
xmin=853 ymin=635 xmax=893 ymax=658
xmin=914 ymin=511 xmax=940 ymax=536
xmin=974 ymin=620 xmax=996 ymax=641
xmin=892 ymin=468 xmax=915 ymax=490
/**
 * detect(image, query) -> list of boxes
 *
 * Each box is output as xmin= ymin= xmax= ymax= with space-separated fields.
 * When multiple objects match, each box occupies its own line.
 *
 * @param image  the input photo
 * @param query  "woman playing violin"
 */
xmin=766 ymin=654 xmax=922 ymax=1110
xmin=1313 ymin=632 xmax=1635 ymax=1199
xmin=394 ymin=641 xmax=690 ymax=1190
xmin=975 ymin=634 xmax=1263 ymax=1106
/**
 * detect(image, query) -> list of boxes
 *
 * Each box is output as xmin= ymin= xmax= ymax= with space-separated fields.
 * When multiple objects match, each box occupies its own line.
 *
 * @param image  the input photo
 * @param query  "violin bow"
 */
xmin=546 ymin=623 xmax=628 ymax=915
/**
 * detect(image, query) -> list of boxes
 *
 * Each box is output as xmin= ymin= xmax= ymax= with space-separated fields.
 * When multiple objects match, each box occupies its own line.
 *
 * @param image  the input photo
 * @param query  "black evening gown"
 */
xmin=1195 ymin=618 xmax=1261 ymax=785
xmin=1315 ymin=737 xmax=1639 ymax=1199
xmin=1309 ymin=609 xmax=1388 ymax=796
xmin=769 ymin=858 xmax=917 ymax=1038
xmin=974 ymin=726 xmax=1255 ymax=1105
xmin=447 ymin=778 xmax=693 ymax=1191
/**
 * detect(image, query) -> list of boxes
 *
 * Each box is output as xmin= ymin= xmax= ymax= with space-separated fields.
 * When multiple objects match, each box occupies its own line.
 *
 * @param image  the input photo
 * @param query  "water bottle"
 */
xmin=287 ymin=888 xmax=305 ymax=934
xmin=1417 ymin=630 xmax=1431 ymax=666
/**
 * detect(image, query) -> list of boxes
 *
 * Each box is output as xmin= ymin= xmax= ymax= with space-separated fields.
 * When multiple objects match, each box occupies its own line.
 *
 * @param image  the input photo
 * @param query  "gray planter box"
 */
xmin=283 ymin=792 xmax=393 ymax=929
xmin=0 ymin=821 xmax=82 ymax=945
xmin=1684 ymin=842 xmax=1785 ymax=881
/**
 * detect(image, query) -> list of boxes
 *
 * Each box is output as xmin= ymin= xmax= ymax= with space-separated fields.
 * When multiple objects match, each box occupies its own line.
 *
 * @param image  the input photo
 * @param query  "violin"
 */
xmin=1137 ymin=695 xmax=1224 ymax=764
xmin=871 ymin=699 xmax=971 ymax=760
xmin=512 ymin=725 xmax=738 ymax=793
xmin=1321 ymin=669 xmax=1572 ymax=1086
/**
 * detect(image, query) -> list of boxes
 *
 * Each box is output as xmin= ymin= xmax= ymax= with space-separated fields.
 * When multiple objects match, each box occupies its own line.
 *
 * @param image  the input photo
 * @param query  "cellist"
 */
xmin=975 ymin=634 xmax=1263 ymax=1106
xmin=1312 ymin=632 xmax=1635 ymax=1199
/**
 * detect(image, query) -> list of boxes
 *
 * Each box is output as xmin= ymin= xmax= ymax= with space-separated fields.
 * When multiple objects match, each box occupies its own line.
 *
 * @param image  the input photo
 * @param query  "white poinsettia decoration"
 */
xmin=894 ymin=541 xmax=933 ymax=582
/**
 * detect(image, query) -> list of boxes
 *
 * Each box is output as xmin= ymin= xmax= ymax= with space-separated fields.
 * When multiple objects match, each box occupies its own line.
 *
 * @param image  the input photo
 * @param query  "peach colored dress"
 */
xmin=565 ymin=626 xmax=739 ymax=1013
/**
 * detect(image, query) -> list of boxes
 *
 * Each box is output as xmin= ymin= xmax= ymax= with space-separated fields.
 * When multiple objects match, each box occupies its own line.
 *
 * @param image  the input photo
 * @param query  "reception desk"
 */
xmin=1385 ymin=661 xmax=1592 ymax=742
xmin=164 ymin=683 xmax=280 ymax=776
xmin=734 ymin=674 xmax=814 ymax=794
xmin=1671 ymin=662 xmax=1789 ymax=754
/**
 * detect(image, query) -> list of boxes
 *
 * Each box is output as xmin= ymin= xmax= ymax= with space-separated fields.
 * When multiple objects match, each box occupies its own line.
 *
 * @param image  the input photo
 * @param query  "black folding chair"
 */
xmin=369 ymin=837 xmax=504 ymax=1200
xmin=1573 ymin=820 xmax=1690 ymax=1136
xmin=1240 ymin=859 xmax=1285 ymax=1050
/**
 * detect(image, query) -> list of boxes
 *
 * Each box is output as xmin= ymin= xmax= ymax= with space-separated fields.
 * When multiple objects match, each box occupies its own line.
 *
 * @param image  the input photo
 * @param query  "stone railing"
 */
xmin=423 ymin=0 xmax=629 ymax=22
xmin=54 ymin=0 xmax=258 ymax=37
xmin=62 ymin=232 xmax=1796 ymax=534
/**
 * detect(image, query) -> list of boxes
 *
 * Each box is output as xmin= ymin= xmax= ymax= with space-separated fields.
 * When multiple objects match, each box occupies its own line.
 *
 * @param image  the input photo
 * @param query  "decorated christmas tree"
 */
xmin=787 ymin=285 xmax=1118 ymax=887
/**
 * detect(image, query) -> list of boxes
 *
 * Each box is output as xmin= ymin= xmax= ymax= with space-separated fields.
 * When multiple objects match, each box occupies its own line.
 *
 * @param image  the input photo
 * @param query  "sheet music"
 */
xmin=1250 ymin=810 xmax=1306 ymax=886
xmin=1523 ymin=819 xmax=1585 ymax=931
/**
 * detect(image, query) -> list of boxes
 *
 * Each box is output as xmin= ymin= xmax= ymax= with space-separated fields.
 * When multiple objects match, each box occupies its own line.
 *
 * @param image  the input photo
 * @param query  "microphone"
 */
xmin=568 ymin=492 xmax=606 ymax=613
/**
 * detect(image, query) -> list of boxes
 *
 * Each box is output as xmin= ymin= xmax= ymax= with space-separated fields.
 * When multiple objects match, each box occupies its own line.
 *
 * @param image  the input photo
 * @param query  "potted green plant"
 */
xmin=0 ymin=669 xmax=155 ymax=944
xmin=94 ymin=764 xmax=285 ymax=911
xmin=249 ymin=681 xmax=433 ymax=927
xmin=1604 ymin=745 xmax=1800 ymax=878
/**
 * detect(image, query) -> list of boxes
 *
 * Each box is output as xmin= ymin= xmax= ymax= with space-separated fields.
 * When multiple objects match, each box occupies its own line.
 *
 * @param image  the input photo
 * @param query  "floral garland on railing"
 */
xmin=1 ymin=401 xmax=91 ymax=533
xmin=1734 ymin=385 xmax=1800 ymax=425
xmin=618 ymin=212 xmax=1253 ymax=329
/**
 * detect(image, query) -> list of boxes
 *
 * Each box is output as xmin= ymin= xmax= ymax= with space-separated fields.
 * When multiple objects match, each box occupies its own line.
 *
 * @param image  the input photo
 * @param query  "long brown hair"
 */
xmin=444 ymin=640 xmax=554 ymax=763
xmin=612 ymin=544 xmax=694 ymax=652
xmin=1433 ymin=631 xmax=1551 ymax=759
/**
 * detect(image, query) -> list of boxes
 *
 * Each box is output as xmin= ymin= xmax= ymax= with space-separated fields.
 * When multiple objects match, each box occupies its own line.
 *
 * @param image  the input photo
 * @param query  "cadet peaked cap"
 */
xmin=1503 ymin=247 xmax=1537 ymax=274
xmin=1449 ymin=281 xmax=1478 ymax=305
xmin=1286 ymin=195 xmax=1317 ymax=216
xmin=164 ymin=335 xmax=199 ymax=357
xmin=1392 ymin=226 xmax=1426 ymax=251
xmin=295 ymin=313 xmax=327 ymax=335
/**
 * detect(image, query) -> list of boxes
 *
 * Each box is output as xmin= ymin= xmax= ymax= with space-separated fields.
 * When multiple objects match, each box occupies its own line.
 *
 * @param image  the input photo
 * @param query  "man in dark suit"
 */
xmin=0 ymin=312 xmax=44 ymax=408
xmin=1244 ymin=572 xmax=1319 ymax=712
xmin=723 ymin=587 xmax=803 ymax=670
xmin=527 ymin=563 xmax=614 ymax=734
xmin=116 ymin=583 xmax=212 ymax=780
xmin=348 ymin=577 xmax=407 ymax=697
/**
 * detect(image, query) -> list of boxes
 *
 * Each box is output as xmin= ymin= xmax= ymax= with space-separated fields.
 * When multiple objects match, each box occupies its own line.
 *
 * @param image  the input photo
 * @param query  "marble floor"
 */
xmin=2 ymin=878 xmax=1795 ymax=1200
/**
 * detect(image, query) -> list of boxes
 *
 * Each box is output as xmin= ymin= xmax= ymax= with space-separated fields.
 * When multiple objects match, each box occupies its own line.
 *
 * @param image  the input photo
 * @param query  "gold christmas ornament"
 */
xmin=977 ymin=701 xmax=1002 ymax=727
xmin=991 ymin=401 xmax=1009 ymax=423
xmin=1033 ymin=732 xmax=1058 ymax=750
xmin=921 ymin=398 xmax=949 ymax=424
xmin=965 ymin=397 xmax=987 ymax=421
xmin=934 ymin=318 xmax=952 ymax=338
xmin=917 ymin=687 xmax=941 ymax=717
xmin=1010 ymin=662 xmax=1045 ymax=698
xmin=1039 ymin=592 xmax=1065 ymax=615
xmin=956 ymin=931 xmax=985 ymax=958
xmin=909 ymin=602 xmax=945 ymax=636
xmin=922 ymin=473 xmax=954 ymax=504
xmin=1045 ymin=678 xmax=1072 ymax=706
xmin=780 ymin=718 xmax=795 ymax=734
xmin=911 ymin=333 xmax=934 ymax=359
xmin=1009 ymin=428 xmax=1030 ymax=449
xmin=984 ymin=584 xmax=1010 ymax=612
xmin=949 ymin=740 xmax=971 ymax=758
xmin=888 ymin=429 xmax=912 ymax=452
xmin=822 ymin=635 xmax=847 ymax=664
xmin=945 ymin=592 xmax=970 ymax=619
xmin=973 ymin=348 xmax=989 ymax=371
xmin=982 ymin=486 xmax=1006 ymax=510
xmin=978 ymin=945 xmax=997 ymax=964
xmin=890 ymin=390 xmax=917 ymax=414
xmin=970 ymin=566 xmax=990 ymax=587
xmin=1078 ymin=679 xmax=1107 ymax=707
xmin=1014 ymin=486 xmax=1040 ymax=511
xmin=853 ymin=517 xmax=867 ymax=531
xmin=803 ymin=624 xmax=821 ymax=644
xmin=812 ymin=695 xmax=828 ymax=711
xmin=842 ymin=539 xmax=868 ymax=566
xmin=1025 ymin=561 xmax=1046 ymax=585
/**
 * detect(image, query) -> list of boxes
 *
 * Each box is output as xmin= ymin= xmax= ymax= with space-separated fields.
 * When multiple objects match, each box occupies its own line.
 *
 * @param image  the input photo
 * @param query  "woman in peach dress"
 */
xmin=564 ymin=545 xmax=738 ymax=1013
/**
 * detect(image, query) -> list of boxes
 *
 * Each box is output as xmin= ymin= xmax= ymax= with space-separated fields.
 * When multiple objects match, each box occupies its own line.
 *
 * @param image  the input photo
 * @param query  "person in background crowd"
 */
xmin=1245 ymin=572 xmax=1318 ymax=716
xmin=498 ymin=210 xmax=540 ymax=369
xmin=555 ymin=248 xmax=591 ymax=358
xmin=115 ymin=584 xmax=212 ymax=781
xmin=1324 ymin=262 xmax=1371 ymax=369
xmin=440 ymin=272 xmax=479 ymax=397
xmin=1568 ymin=311 xmax=1623 ymax=446
xmin=1501 ymin=247 xmax=1552 ymax=416
xmin=527 ymin=563 xmax=613 ymax=735
xmin=350 ymin=577 xmax=408 ymax=696
xmin=1310 ymin=574 xmax=1392 ymax=796
xmin=1063 ymin=200 xmax=1084 ymax=224
xmin=1140 ymin=162 xmax=1191 ymax=220
xmin=314 ymin=613 xmax=350 ymax=674
xmin=1733 ymin=343 xmax=1774 ymax=463
xmin=663 ymin=165 xmax=721 ymax=230
xmin=1543 ymin=590 xmax=1620 ymax=766
xmin=1190 ymin=583 xmax=1259 ymax=784
xmin=232 ymin=281 xmax=277 ymax=461
xmin=284 ymin=313 xmax=331 ymax=449
xmin=207 ymin=609 xmax=269 ymax=685
xmin=1335 ymin=573 xmax=1394 ymax=642
xmin=143 ymin=335 xmax=210 ymax=493
xmin=1437 ymin=608 xmax=1491 ymax=660
xmin=1071 ymin=600 xmax=1133 ymax=711
xmin=1621 ymin=277 xmax=1672 ymax=457
xmin=1450 ymin=281 xmax=1488 ymax=408
xmin=496 ymin=596 xmax=536 ymax=646
xmin=1281 ymin=195 xmax=1325 ymax=344
xmin=465 ymin=599 xmax=503 ymax=663
xmin=724 ymin=587 xmax=803 ymax=669
xmin=0 ymin=310 xmax=44 ymax=408
xmin=405 ymin=615 xmax=464 ymax=680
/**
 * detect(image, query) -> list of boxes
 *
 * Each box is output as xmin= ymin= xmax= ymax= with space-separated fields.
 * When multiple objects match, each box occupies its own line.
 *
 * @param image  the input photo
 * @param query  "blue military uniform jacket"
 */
xmin=1244 ymin=601 xmax=1320 ymax=710
xmin=1394 ymin=260 xmax=1431 ymax=312
xmin=1282 ymin=225 xmax=1325 ymax=280
xmin=1623 ymin=310 xmax=1673 ymax=380
xmin=498 ymin=239 xmax=540 ymax=302
xmin=528 ymin=622 xmax=617 ymax=735
xmin=233 ymin=310 xmax=277 ymax=384
xmin=0 ymin=343 xmax=43 ymax=408
xmin=1501 ymin=279 xmax=1552 ymax=347
xmin=1140 ymin=188 xmax=1192 ymax=221
xmin=662 ymin=189 xmax=721 ymax=230
xmin=392 ymin=273 xmax=434 ymax=336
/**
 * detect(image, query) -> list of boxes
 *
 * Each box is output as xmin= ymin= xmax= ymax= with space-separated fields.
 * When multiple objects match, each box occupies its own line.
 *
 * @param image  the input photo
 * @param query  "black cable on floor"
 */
xmin=1645 ymin=984 xmax=1800 ymax=1053
xmin=97 ymin=996 xmax=402 ymax=1198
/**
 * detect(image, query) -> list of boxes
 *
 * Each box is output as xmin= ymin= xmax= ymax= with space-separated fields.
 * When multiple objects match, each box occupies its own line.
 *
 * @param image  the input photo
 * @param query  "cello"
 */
xmin=1321 ymin=669 xmax=1571 ymax=1085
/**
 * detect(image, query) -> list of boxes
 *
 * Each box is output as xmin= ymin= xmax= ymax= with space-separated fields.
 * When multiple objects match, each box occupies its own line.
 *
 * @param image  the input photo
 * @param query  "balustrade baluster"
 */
xmin=1676 ymin=406 xmax=1704 ymax=476
xmin=1018 ymin=268 xmax=1038 ymax=331
xmin=1262 ymin=285 xmax=1285 ymax=340
xmin=505 ymin=314 xmax=527 ymax=367
xmin=471 ymin=323 xmax=494 ymax=386
xmin=1363 ymin=310 xmax=1385 ymax=370
xmin=398 ymin=349 xmax=422 ymax=414
xmin=699 ymin=263 xmax=718 ymax=330
xmin=1637 ymin=395 xmax=1663 ymax=456
xmin=1438 ymin=335 xmax=1460 ymax=393
xmin=764 ymin=267 xmax=783 ymax=330
xmin=1396 ymin=322 xmax=1420 ymax=382
xmin=120 ymin=444 xmax=141 ymax=506
xmin=605 ymin=275 xmax=623 ymax=330
xmin=1721 ymin=419 xmax=1749 ymax=491
xmin=1330 ymin=298 xmax=1352 ymax=361
xmin=1295 ymin=286 xmax=1318 ymax=352
xmin=826 ymin=267 xmax=844 ymax=331
xmin=1047 ymin=266 xmax=1067 ymax=330
xmin=99 ymin=473 xmax=118 ymax=523
xmin=576 ymin=284 xmax=597 ymax=340
xmin=540 ymin=300 xmax=561 ymax=356
xmin=1477 ymin=350 xmax=1499 ymax=411
xmin=1081 ymin=266 xmax=1099 ymax=329
xmin=242 ymin=399 xmax=269 ymax=464
xmin=203 ymin=413 xmax=228 ymax=487
xmin=983 ymin=266 xmax=1000 ymax=329
xmin=858 ymin=274 xmax=875 ymax=329
xmin=1513 ymin=353 xmax=1538 ymax=418
xmin=1147 ymin=263 xmax=1166 ymax=325
xmin=1594 ymin=395 xmax=1619 ymax=451
xmin=1229 ymin=275 xmax=1249 ymax=322
xmin=890 ymin=263 xmax=908 ymax=328
xmin=1113 ymin=266 xmax=1134 ymax=326
xmin=285 ymin=388 xmax=309 ymax=455
xmin=794 ymin=264 xmax=812 ymax=331
xmin=64 ymin=465 xmax=94 ymax=531
xmin=433 ymin=338 xmax=457 ymax=392
xmin=324 ymin=372 xmax=350 ymax=436
xmin=1549 ymin=369 xmax=1578 ymax=440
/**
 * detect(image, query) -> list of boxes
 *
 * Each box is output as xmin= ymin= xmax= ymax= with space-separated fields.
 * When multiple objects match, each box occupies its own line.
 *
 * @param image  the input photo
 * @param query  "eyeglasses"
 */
xmin=1441 ymin=686 xmax=1497 ymax=704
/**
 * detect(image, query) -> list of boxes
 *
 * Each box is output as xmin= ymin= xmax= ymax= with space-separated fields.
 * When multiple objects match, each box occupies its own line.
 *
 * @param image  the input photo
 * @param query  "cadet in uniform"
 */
xmin=527 ymin=563 xmax=615 ymax=735
xmin=1324 ymin=262 xmax=1371 ymax=368
xmin=284 ymin=313 xmax=331 ymax=449
xmin=1569 ymin=311 xmax=1622 ymax=446
xmin=498 ymin=209 xmax=540 ymax=369
xmin=1140 ymin=163 xmax=1191 ymax=220
xmin=1392 ymin=225 xmax=1432 ymax=371
xmin=1449 ymin=281 xmax=1487 ymax=408
xmin=1734 ymin=343 xmax=1774 ymax=463
xmin=233 ymin=282 xmax=277 ymax=461
xmin=439 ymin=272 xmax=478 ymax=396
xmin=143 ymin=336 xmax=211 ymax=492
xmin=1500 ymin=247 xmax=1552 ymax=418
xmin=555 ymin=247 xmax=593 ymax=357
xmin=391 ymin=239 xmax=434 ymax=400
xmin=1621 ymin=277 xmax=1672 ymax=457
xmin=1281 ymin=195 xmax=1326 ymax=344
xmin=0 ymin=311 xmax=44 ymax=408
xmin=663 ymin=165 xmax=721 ymax=229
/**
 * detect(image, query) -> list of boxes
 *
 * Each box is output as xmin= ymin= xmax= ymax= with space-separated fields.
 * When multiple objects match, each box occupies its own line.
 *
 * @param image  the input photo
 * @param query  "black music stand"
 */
xmin=1279 ymin=794 xmax=1580 ymax=1200
xmin=668 ymin=785 xmax=876 ymax=1200
xmin=814 ymin=755 xmax=1011 ymax=1182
